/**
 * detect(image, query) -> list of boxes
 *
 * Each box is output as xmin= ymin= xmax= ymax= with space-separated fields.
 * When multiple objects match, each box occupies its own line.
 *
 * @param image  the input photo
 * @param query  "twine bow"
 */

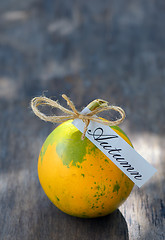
xmin=31 ymin=94 xmax=125 ymax=140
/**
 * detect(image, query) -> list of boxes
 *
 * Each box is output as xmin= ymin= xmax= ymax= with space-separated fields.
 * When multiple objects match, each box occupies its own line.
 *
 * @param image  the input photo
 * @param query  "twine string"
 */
xmin=31 ymin=94 xmax=125 ymax=140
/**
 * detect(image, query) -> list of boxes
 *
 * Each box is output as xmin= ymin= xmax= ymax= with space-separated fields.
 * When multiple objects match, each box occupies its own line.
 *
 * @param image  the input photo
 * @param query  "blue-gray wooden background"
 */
xmin=0 ymin=0 xmax=165 ymax=239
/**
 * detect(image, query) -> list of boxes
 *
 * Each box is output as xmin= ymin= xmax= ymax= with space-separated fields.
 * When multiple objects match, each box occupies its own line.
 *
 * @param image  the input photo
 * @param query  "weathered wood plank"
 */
xmin=0 ymin=0 xmax=165 ymax=239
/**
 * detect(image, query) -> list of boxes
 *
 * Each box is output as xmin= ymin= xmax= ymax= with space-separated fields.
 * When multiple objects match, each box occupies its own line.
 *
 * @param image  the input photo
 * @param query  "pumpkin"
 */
xmin=38 ymin=120 xmax=134 ymax=218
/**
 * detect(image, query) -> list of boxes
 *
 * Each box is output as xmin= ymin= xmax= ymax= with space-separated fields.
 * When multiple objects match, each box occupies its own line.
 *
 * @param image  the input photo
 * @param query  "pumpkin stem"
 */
xmin=86 ymin=99 xmax=108 ymax=111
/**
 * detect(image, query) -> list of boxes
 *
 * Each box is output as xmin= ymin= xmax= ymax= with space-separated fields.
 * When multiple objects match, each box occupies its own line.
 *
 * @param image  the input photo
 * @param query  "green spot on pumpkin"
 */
xmin=80 ymin=213 xmax=89 ymax=218
xmin=40 ymin=130 xmax=57 ymax=163
xmin=87 ymin=145 xmax=97 ymax=154
xmin=111 ymin=126 xmax=133 ymax=147
xmin=121 ymin=197 xmax=125 ymax=201
xmin=125 ymin=181 xmax=130 ymax=190
xmin=81 ymin=173 xmax=85 ymax=178
xmin=105 ymin=159 xmax=109 ymax=163
xmin=56 ymin=122 xmax=88 ymax=167
xmin=113 ymin=182 xmax=120 ymax=194
xmin=56 ymin=196 xmax=60 ymax=201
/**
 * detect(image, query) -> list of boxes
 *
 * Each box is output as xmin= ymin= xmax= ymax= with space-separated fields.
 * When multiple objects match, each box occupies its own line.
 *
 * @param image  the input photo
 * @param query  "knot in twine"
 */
xmin=31 ymin=94 xmax=125 ymax=140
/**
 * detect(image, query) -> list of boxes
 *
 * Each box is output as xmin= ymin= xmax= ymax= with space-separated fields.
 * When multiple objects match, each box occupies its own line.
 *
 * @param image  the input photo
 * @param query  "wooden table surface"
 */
xmin=0 ymin=0 xmax=165 ymax=239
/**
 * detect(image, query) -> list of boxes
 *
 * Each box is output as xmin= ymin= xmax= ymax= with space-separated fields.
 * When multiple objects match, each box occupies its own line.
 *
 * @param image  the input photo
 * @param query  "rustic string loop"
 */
xmin=31 ymin=94 xmax=125 ymax=140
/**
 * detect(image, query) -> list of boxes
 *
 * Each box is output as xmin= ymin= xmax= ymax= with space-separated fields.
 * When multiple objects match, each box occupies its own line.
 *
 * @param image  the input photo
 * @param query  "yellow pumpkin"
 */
xmin=38 ymin=120 xmax=134 ymax=218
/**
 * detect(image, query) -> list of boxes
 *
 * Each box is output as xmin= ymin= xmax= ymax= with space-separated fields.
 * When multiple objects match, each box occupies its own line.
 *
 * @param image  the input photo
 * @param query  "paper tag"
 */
xmin=72 ymin=108 xmax=157 ymax=188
